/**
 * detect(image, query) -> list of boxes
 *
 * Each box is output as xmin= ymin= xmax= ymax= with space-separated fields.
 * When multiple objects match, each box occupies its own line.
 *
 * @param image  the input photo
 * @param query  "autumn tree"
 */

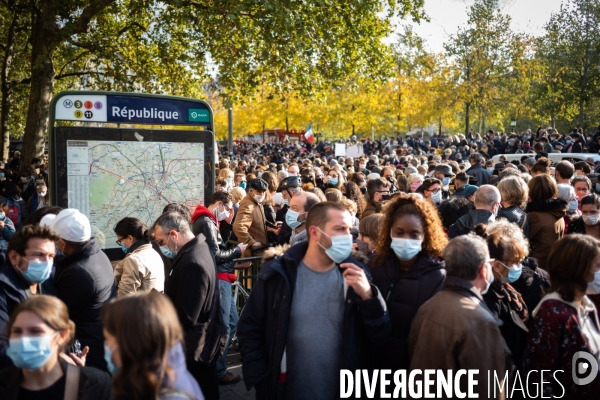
xmin=540 ymin=0 xmax=600 ymax=128
xmin=445 ymin=0 xmax=530 ymax=135
xmin=13 ymin=0 xmax=426 ymax=167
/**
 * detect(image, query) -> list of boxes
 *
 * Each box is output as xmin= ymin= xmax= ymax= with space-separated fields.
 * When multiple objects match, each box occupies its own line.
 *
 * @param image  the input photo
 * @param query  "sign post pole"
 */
xmin=228 ymin=101 xmax=233 ymax=158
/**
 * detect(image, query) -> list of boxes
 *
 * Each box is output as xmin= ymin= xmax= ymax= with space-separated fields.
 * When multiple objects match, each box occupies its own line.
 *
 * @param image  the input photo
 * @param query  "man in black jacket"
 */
xmin=0 ymin=225 xmax=59 ymax=368
xmin=466 ymin=153 xmax=492 ymax=186
xmin=51 ymin=209 xmax=115 ymax=371
xmin=154 ymin=212 xmax=220 ymax=399
xmin=238 ymin=202 xmax=390 ymax=400
xmin=449 ymin=185 xmax=501 ymax=238
xmin=275 ymin=176 xmax=301 ymax=245
xmin=191 ymin=191 xmax=247 ymax=385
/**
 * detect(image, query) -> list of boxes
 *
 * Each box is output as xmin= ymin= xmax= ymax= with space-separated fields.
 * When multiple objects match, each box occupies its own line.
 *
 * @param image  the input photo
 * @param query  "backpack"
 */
xmin=6 ymin=199 xmax=21 ymax=227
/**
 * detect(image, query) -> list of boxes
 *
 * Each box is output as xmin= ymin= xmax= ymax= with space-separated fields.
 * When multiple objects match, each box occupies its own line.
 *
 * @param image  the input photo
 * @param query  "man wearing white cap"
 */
xmin=51 ymin=209 xmax=115 ymax=371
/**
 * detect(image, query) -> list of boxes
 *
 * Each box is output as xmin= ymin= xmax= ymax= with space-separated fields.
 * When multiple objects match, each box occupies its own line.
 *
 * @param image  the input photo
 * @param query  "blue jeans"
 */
xmin=216 ymin=279 xmax=239 ymax=377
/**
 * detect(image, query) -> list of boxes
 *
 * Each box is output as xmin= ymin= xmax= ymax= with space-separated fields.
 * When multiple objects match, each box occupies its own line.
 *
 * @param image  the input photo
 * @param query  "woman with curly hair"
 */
xmin=368 ymin=193 xmax=447 ymax=370
xmin=342 ymin=181 xmax=366 ymax=219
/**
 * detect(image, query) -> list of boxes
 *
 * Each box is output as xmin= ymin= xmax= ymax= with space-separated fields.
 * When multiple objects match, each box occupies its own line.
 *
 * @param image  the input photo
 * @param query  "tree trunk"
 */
xmin=21 ymin=16 xmax=58 ymax=172
xmin=438 ymin=118 xmax=442 ymax=136
xmin=464 ymin=102 xmax=470 ymax=136
xmin=579 ymin=96 xmax=585 ymax=128
xmin=0 ymin=12 xmax=19 ymax=162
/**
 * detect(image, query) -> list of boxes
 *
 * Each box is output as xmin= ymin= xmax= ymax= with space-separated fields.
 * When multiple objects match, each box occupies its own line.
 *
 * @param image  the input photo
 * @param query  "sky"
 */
xmin=401 ymin=0 xmax=564 ymax=53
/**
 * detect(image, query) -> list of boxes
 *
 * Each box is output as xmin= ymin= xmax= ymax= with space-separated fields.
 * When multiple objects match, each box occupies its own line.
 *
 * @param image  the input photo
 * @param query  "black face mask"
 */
xmin=380 ymin=194 xmax=391 ymax=202
xmin=360 ymin=187 xmax=367 ymax=195
xmin=316 ymin=178 xmax=323 ymax=186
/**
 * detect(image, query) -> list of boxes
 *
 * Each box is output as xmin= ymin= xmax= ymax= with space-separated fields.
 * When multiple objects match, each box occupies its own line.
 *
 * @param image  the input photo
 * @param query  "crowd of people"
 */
xmin=0 ymin=126 xmax=600 ymax=399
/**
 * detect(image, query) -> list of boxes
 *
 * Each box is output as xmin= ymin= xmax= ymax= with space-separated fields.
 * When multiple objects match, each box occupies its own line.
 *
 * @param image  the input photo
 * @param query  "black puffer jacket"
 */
xmin=566 ymin=216 xmax=586 ymax=235
xmin=238 ymin=242 xmax=390 ymax=400
xmin=483 ymin=280 xmax=529 ymax=368
xmin=498 ymin=205 xmax=530 ymax=237
xmin=448 ymin=209 xmax=494 ymax=238
xmin=192 ymin=215 xmax=241 ymax=274
xmin=511 ymin=257 xmax=550 ymax=317
xmin=53 ymin=239 xmax=115 ymax=371
xmin=369 ymin=252 xmax=446 ymax=370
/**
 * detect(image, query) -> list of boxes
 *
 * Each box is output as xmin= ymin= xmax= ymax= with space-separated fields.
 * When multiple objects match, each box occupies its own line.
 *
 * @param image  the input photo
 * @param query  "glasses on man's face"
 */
xmin=575 ymin=187 xmax=589 ymax=193
xmin=425 ymin=188 xmax=441 ymax=194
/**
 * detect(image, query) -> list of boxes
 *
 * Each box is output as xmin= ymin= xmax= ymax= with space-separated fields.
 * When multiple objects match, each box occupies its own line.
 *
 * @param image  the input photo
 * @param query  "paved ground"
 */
xmin=219 ymin=364 xmax=255 ymax=400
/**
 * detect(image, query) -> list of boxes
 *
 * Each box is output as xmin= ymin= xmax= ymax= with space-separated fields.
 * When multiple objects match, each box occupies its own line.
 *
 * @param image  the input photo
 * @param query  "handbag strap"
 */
xmin=63 ymin=364 xmax=80 ymax=400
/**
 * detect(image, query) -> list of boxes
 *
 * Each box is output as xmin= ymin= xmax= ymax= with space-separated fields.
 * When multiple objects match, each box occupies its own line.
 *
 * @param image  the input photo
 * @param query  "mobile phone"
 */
xmin=265 ymin=221 xmax=278 ymax=229
xmin=243 ymin=237 xmax=251 ymax=244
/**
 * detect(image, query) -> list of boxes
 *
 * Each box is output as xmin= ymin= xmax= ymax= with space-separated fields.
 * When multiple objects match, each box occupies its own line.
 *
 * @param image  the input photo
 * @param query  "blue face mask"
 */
xmin=498 ymin=261 xmax=523 ymax=283
xmin=104 ymin=343 xmax=118 ymax=375
xmin=226 ymin=177 xmax=232 ymax=185
xmin=239 ymin=181 xmax=247 ymax=190
xmin=596 ymin=183 xmax=600 ymax=193
xmin=0 ymin=173 xmax=4 ymax=178
xmin=160 ymin=235 xmax=177 ymax=259
xmin=487 ymin=167 xmax=494 ymax=173
xmin=21 ymin=259 xmax=53 ymax=284
xmin=390 ymin=237 xmax=422 ymax=261
xmin=317 ymin=229 xmax=353 ymax=263
xmin=328 ymin=178 xmax=338 ymax=186
xmin=257 ymin=172 xmax=263 ymax=179
xmin=7 ymin=333 xmax=58 ymax=370
xmin=285 ymin=209 xmax=305 ymax=229
xmin=44 ymin=170 xmax=48 ymax=175
xmin=442 ymin=177 xmax=451 ymax=186
xmin=0 ymin=212 xmax=5 ymax=220
xmin=568 ymin=199 xmax=579 ymax=212
xmin=119 ymin=242 xmax=128 ymax=254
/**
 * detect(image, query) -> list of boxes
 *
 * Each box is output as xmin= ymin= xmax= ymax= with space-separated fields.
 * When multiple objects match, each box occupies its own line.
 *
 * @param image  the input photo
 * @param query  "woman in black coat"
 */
xmin=475 ymin=219 xmax=542 ymax=369
xmin=0 ymin=296 xmax=112 ymax=400
xmin=368 ymin=194 xmax=448 ymax=370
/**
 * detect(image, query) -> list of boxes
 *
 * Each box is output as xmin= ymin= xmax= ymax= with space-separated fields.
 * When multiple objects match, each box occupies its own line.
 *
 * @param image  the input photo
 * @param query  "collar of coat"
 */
xmin=525 ymin=198 xmax=567 ymax=214
xmin=533 ymin=291 xmax=600 ymax=331
xmin=258 ymin=240 xmax=372 ymax=285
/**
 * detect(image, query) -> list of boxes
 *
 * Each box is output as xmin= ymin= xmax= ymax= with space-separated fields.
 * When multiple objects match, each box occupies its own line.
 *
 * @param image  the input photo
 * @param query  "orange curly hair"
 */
xmin=374 ymin=193 xmax=447 ymax=262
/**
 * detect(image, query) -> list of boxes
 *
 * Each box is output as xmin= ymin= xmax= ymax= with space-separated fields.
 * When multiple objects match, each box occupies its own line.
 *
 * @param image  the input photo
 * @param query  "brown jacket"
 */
xmin=409 ymin=276 xmax=511 ymax=399
xmin=233 ymin=194 xmax=268 ymax=256
xmin=525 ymin=199 xmax=567 ymax=270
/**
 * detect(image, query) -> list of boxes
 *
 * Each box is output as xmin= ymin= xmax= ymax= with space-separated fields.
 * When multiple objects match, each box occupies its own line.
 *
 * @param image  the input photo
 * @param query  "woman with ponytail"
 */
xmin=113 ymin=217 xmax=165 ymax=297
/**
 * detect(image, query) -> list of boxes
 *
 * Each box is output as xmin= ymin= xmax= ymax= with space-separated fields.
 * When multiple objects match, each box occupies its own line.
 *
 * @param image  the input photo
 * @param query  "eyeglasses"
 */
xmin=485 ymin=259 xmax=496 ymax=266
xmin=575 ymin=188 xmax=589 ymax=192
xmin=376 ymin=190 xmax=391 ymax=194
xmin=425 ymin=188 xmax=441 ymax=194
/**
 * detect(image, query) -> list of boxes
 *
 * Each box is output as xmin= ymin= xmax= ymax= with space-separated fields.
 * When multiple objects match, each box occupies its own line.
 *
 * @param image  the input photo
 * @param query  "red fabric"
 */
xmin=191 ymin=204 xmax=217 ymax=225
xmin=217 ymin=272 xmax=237 ymax=283
xmin=523 ymin=299 xmax=600 ymax=398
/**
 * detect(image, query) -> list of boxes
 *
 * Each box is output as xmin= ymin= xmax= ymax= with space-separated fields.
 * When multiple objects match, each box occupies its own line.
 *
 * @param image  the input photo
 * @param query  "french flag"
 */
xmin=304 ymin=123 xmax=314 ymax=144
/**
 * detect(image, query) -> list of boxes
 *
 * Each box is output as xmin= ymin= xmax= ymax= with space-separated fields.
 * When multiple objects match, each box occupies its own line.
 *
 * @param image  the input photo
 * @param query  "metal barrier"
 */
xmin=231 ymin=254 xmax=264 ymax=311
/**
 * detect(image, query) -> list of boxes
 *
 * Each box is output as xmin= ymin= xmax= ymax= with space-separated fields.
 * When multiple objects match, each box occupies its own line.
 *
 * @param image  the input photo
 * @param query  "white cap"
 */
xmin=39 ymin=214 xmax=56 ymax=228
xmin=367 ymin=173 xmax=380 ymax=180
xmin=51 ymin=209 xmax=91 ymax=242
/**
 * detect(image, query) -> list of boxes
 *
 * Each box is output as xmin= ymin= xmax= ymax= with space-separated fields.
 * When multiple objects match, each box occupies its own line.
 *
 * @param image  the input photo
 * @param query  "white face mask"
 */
xmin=481 ymin=261 xmax=494 ymax=295
xmin=588 ymin=271 xmax=600 ymax=294
xmin=582 ymin=214 xmax=600 ymax=226
xmin=254 ymin=194 xmax=265 ymax=204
